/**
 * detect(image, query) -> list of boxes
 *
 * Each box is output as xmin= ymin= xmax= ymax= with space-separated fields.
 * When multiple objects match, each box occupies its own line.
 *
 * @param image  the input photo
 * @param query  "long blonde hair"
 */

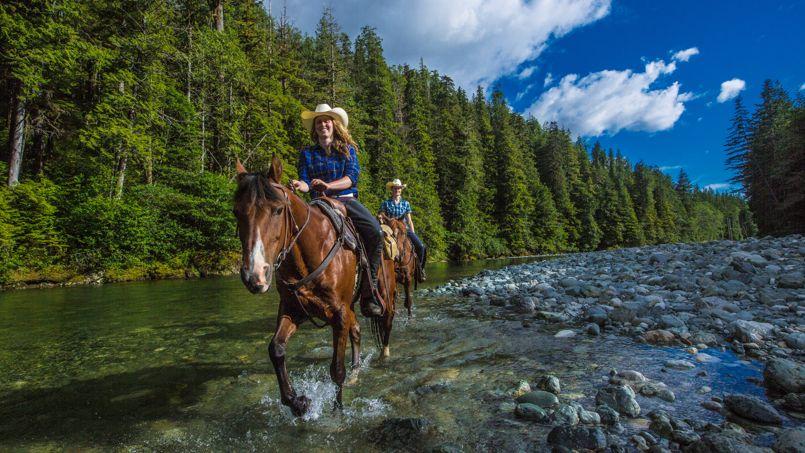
xmin=310 ymin=117 xmax=358 ymax=158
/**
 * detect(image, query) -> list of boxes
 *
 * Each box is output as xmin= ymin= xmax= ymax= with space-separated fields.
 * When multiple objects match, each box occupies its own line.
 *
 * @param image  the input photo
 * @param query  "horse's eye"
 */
xmin=273 ymin=206 xmax=283 ymax=216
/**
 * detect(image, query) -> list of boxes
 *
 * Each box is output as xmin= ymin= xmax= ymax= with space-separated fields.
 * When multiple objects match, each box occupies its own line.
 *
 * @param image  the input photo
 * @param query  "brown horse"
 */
xmin=379 ymin=214 xmax=417 ymax=317
xmin=233 ymin=156 xmax=394 ymax=416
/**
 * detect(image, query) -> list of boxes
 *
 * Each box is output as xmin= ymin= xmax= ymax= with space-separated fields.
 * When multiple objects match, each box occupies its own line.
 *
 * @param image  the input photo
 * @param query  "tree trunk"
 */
xmin=7 ymin=79 xmax=26 ymax=187
xmin=32 ymin=109 xmax=47 ymax=176
xmin=215 ymin=0 xmax=224 ymax=32
xmin=115 ymin=152 xmax=127 ymax=199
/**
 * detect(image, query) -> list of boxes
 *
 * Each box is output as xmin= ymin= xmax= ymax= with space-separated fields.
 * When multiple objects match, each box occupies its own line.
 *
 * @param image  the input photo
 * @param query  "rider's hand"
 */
xmin=290 ymin=179 xmax=308 ymax=193
xmin=310 ymin=179 xmax=329 ymax=192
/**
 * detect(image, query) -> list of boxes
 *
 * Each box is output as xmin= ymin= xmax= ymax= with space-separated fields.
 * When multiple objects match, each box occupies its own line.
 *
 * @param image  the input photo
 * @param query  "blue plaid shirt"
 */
xmin=298 ymin=143 xmax=360 ymax=198
xmin=379 ymin=198 xmax=412 ymax=219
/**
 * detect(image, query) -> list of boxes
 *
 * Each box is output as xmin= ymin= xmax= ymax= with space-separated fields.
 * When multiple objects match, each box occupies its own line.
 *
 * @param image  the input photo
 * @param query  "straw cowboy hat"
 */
xmin=386 ymin=178 xmax=407 ymax=190
xmin=301 ymin=104 xmax=349 ymax=132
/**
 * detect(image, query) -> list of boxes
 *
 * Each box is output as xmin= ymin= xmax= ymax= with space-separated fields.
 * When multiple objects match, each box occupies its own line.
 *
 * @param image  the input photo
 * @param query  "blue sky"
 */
xmin=281 ymin=0 xmax=804 ymax=191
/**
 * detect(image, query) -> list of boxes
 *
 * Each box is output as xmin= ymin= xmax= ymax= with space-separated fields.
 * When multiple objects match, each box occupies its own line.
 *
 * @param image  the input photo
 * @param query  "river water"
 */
xmin=0 ymin=258 xmax=771 ymax=451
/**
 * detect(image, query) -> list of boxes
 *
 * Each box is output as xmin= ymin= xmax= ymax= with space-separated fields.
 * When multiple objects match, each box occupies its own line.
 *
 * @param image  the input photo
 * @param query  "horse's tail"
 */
xmin=369 ymin=315 xmax=384 ymax=350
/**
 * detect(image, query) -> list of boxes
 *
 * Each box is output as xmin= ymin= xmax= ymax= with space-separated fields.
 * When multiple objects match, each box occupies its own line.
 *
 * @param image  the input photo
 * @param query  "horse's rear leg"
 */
xmin=269 ymin=315 xmax=308 ymax=416
xmin=330 ymin=316 xmax=350 ymax=410
xmin=381 ymin=307 xmax=394 ymax=358
xmin=348 ymin=309 xmax=361 ymax=369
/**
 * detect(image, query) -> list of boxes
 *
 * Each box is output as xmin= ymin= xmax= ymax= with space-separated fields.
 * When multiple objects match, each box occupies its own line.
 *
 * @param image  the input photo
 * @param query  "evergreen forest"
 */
xmin=1 ymin=1 xmax=762 ymax=287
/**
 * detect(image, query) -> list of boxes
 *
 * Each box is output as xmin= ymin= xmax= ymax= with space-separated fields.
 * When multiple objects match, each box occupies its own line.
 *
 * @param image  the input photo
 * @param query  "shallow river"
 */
xmin=0 ymin=258 xmax=771 ymax=451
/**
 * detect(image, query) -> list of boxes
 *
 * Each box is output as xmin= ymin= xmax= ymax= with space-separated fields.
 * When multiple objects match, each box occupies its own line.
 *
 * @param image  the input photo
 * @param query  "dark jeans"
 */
xmin=407 ymin=231 xmax=426 ymax=267
xmin=342 ymin=198 xmax=383 ymax=288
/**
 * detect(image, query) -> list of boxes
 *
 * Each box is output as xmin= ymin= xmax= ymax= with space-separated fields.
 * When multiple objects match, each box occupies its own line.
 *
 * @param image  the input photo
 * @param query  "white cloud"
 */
xmin=515 ymin=84 xmax=535 ymax=102
xmin=672 ymin=47 xmax=699 ymax=62
xmin=544 ymin=72 xmax=554 ymax=87
xmin=280 ymin=0 xmax=611 ymax=89
xmin=659 ymin=165 xmax=683 ymax=172
xmin=518 ymin=66 xmax=536 ymax=80
xmin=704 ymin=183 xmax=731 ymax=191
xmin=717 ymin=78 xmax=746 ymax=103
xmin=800 ymin=82 xmax=805 ymax=91
xmin=526 ymin=57 xmax=693 ymax=136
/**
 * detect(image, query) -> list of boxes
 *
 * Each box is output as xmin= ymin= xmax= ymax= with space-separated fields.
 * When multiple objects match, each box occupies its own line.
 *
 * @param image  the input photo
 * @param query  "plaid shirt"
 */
xmin=379 ymin=198 xmax=412 ymax=219
xmin=297 ymin=143 xmax=360 ymax=198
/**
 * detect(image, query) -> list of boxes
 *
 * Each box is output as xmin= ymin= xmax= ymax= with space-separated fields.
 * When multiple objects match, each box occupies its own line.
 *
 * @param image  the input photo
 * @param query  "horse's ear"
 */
xmin=236 ymin=159 xmax=247 ymax=175
xmin=267 ymin=155 xmax=283 ymax=182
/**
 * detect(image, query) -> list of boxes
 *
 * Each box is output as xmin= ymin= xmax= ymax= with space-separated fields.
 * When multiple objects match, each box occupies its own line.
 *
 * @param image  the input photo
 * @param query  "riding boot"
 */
xmin=360 ymin=245 xmax=385 ymax=317
xmin=342 ymin=199 xmax=385 ymax=317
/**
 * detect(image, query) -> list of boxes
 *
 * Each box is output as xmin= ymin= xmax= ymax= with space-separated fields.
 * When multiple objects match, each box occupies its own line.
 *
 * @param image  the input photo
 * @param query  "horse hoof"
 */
xmin=381 ymin=346 xmax=390 ymax=358
xmin=290 ymin=395 xmax=311 ymax=416
xmin=345 ymin=370 xmax=360 ymax=387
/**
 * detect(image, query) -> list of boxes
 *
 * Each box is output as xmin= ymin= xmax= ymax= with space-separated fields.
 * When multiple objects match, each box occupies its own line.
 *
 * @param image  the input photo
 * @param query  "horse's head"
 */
xmin=233 ymin=156 xmax=289 ymax=294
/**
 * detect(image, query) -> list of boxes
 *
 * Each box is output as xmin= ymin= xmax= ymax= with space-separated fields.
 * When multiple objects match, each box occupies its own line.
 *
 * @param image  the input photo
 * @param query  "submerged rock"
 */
xmin=546 ymin=425 xmax=607 ymax=451
xmin=514 ymin=403 xmax=549 ymax=422
xmin=774 ymin=427 xmax=805 ymax=453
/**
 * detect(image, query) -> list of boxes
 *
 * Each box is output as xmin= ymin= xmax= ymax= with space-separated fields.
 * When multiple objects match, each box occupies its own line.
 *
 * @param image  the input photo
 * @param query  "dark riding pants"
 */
xmin=407 ymin=231 xmax=426 ymax=268
xmin=343 ymin=199 xmax=383 ymax=287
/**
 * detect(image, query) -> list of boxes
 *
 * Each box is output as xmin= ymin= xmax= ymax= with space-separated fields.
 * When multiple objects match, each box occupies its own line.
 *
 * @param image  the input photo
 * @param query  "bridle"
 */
xmin=269 ymin=182 xmax=311 ymax=272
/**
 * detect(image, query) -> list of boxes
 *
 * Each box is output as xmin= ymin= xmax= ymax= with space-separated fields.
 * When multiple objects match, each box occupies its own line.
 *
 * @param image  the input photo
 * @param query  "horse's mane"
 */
xmin=235 ymin=173 xmax=283 ymax=207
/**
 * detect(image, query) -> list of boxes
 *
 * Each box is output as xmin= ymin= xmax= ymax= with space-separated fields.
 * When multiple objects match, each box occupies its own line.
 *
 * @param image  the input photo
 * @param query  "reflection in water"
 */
xmin=0 ymin=257 xmax=776 ymax=450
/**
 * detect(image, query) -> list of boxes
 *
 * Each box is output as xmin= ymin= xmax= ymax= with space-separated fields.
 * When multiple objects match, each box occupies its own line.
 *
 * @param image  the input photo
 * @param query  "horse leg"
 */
xmin=404 ymin=278 xmax=412 ymax=318
xmin=348 ymin=309 xmax=361 ymax=369
xmin=330 ymin=316 xmax=349 ymax=411
xmin=268 ymin=314 xmax=309 ymax=416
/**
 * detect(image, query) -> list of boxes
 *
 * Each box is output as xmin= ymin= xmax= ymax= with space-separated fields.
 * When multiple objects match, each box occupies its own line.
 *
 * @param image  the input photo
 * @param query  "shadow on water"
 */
xmin=0 ymin=363 xmax=245 ymax=446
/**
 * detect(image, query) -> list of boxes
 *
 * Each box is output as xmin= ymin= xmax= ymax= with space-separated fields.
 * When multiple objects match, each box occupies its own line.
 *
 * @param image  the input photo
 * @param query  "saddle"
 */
xmin=310 ymin=198 xmax=357 ymax=251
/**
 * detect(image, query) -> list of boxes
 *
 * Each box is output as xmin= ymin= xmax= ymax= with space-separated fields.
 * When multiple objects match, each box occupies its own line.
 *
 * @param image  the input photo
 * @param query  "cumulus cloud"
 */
xmin=704 ymin=183 xmax=731 ymax=191
xmin=544 ymin=72 xmax=554 ymax=87
xmin=800 ymin=82 xmax=805 ymax=91
xmin=717 ymin=78 xmax=746 ymax=103
xmin=526 ymin=57 xmax=693 ymax=136
xmin=281 ymin=0 xmax=611 ymax=89
xmin=672 ymin=47 xmax=699 ymax=62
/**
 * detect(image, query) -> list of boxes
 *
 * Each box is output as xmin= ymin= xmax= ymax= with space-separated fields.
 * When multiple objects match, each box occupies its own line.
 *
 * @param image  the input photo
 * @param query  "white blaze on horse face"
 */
xmin=250 ymin=234 xmax=268 ymax=284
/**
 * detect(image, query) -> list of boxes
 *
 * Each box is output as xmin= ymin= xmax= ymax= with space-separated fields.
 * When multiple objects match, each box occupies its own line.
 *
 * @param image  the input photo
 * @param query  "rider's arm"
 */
xmin=292 ymin=149 xmax=312 ymax=192
xmin=406 ymin=212 xmax=415 ymax=234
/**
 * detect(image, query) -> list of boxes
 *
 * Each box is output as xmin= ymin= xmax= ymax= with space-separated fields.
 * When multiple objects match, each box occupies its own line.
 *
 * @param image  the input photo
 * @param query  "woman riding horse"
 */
xmin=379 ymin=179 xmax=427 ymax=281
xmin=289 ymin=104 xmax=386 ymax=317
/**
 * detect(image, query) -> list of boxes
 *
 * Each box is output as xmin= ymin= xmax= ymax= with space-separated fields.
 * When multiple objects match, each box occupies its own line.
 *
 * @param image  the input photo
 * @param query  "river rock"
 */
xmin=374 ymin=417 xmax=432 ymax=448
xmin=661 ymin=314 xmax=686 ymax=329
xmin=764 ymin=358 xmax=805 ymax=393
xmin=664 ymin=359 xmax=695 ymax=370
xmin=537 ymin=375 xmax=561 ymax=395
xmin=555 ymin=329 xmax=576 ymax=338
xmin=783 ymin=332 xmax=805 ymax=350
xmin=774 ymin=427 xmax=805 ymax=453
xmin=685 ymin=430 xmax=770 ymax=453
xmin=515 ymin=403 xmax=549 ymax=422
xmin=596 ymin=385 xmax=640 ymax=417
xmin=596 ymin=405 xmax=620 ymax=426
xmin=778 ymin=272 xmax=804 ymax=289
xmin=643 ymin=329 xmax=676 ymax=345
xmin=725 ymin=394 xmax=783 ymax=425
xmin=731 ymin=320 xmax=775 ymax=343
xmin=546 ymin=425 xmax=607 ymax=451
xmin=780 ymin=393 xmax=805 ymax=412
xmin=551 ymin=404 xmax=579 ymax=426
xmin=578 ymin=409 xmax=601 ymax=425
xmin=585 ymin=323 xmax=601 ymax=336
xmin=516 ymin=390 xmax=559 ymax=409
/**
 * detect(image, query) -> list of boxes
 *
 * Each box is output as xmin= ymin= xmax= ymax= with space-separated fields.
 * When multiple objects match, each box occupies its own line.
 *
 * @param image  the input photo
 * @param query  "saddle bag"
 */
xmin=380 ymin=224 xmax=399 ymax=261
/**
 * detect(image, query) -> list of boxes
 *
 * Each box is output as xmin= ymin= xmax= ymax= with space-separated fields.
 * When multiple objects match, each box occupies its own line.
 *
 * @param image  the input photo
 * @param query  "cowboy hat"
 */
xmin=301 ymin=104 xmax=349 ymax=132
xmin=386 ymin=178 xmax=407 ymax=190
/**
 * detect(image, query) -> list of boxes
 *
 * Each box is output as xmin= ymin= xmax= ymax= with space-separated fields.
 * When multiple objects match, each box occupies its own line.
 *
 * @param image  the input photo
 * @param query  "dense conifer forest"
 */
xmin=1 ymin=1 xmax=764 ymax=286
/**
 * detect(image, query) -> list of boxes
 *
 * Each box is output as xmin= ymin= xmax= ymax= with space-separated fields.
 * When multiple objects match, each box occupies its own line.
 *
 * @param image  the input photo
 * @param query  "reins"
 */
xmin=269 ymin=182 xmax=343 ymax=328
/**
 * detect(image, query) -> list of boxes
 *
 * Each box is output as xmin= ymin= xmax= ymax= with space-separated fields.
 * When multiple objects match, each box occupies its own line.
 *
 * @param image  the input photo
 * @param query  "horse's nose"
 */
xmin=241 ymin=266 xmax=271 ymax=294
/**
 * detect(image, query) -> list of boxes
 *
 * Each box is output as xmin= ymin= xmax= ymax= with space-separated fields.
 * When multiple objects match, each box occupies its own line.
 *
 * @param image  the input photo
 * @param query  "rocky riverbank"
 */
xmin=422 ymin=235 xmax=805 ymax=452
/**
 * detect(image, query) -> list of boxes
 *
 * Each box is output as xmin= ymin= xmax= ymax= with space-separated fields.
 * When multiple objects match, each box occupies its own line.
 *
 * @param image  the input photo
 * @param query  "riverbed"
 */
xmin=0 ymin=253 xmax=794 ymax=451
